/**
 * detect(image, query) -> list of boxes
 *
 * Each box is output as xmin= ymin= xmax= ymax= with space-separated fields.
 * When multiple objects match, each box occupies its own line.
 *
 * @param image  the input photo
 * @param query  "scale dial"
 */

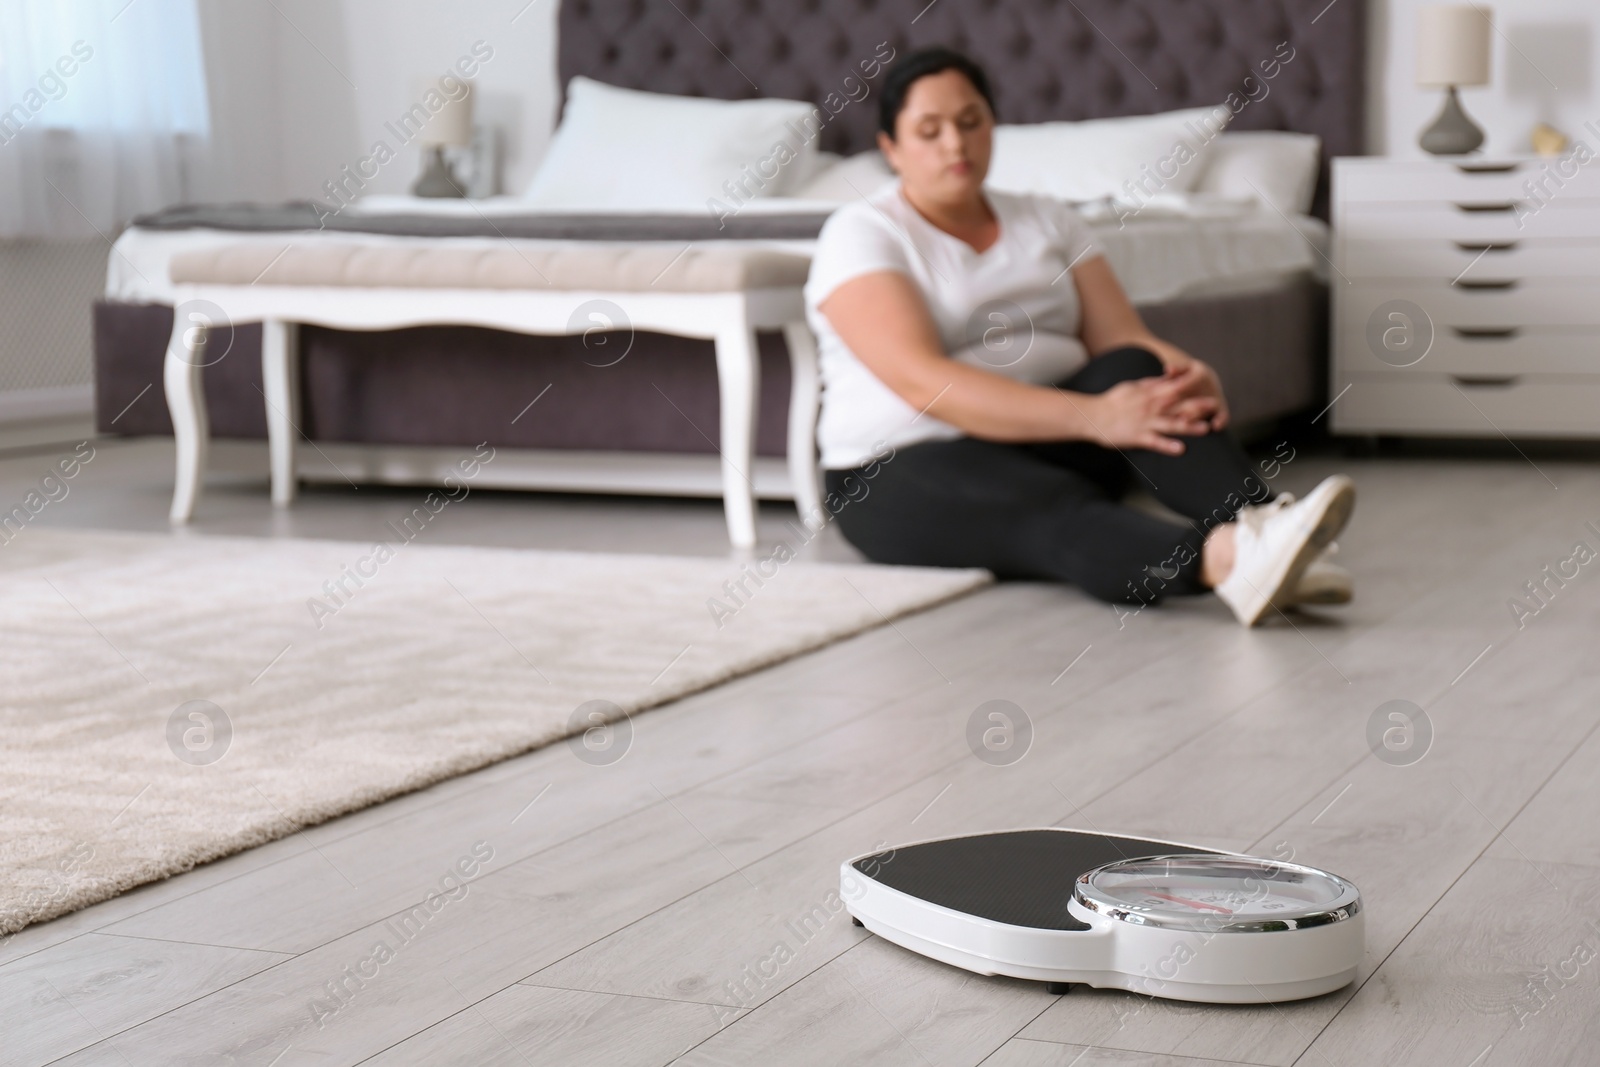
xmin=1074 ymin=854 xmax=1361 ymax=933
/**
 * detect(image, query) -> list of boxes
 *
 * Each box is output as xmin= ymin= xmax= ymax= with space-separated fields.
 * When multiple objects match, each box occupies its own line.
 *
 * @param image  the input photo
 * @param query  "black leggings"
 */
xmin=824 ymin=347 xmax=1274 ymax=605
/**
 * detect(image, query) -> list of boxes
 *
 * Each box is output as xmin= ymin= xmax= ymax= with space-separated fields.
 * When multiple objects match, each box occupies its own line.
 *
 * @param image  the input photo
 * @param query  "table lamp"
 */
xmin=1416 ymin=5 xmax=1491 ymax=155
xmin=411 ymin=77 xmax=474 ymax=197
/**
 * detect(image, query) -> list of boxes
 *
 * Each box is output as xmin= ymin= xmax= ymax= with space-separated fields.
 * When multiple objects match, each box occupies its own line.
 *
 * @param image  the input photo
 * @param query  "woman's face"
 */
xmin=877 ymin=68 xmax=993 ymax=203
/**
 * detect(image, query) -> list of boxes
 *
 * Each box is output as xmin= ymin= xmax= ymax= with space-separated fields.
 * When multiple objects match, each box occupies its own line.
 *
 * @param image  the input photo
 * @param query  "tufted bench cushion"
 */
xmin=169 ymin=242 xmax=813 ymax=292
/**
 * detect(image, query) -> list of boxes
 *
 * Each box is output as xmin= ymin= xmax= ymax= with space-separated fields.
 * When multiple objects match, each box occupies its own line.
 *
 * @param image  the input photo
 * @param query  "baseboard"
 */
xmin=0 ymin=384 xmax=94 ymax=424
xmin=296 ymin=443 xmax=802 ymax=500
xmin=0 ymin=385 xmax=96 ymax=454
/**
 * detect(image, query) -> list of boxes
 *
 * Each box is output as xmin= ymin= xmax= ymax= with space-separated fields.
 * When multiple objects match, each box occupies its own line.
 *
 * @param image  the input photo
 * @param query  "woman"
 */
xmin=804 ymin=48 xmax=1354 ymax=626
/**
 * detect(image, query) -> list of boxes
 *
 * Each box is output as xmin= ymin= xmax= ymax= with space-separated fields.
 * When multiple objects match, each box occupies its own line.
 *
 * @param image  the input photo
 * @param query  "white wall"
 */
xmin=268 ymin=0 xmax=558 ymax=201
xmin=1373 ymin=0 xmax=1599 ymax=157
xmin=196 ymin=0 xmax=285 ymax=202
xmin=191 ymin=0 xmax=559 ymax=204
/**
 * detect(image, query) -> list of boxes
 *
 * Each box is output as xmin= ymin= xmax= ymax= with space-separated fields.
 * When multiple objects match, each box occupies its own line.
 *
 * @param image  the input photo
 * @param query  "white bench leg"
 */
xmin=781 ymin=320 xmax=824 ymax=531
xmin=261 ymin=318 xmax=300 ymax=507
xmin=714 ymin=324 xmax=760 ymax=549
xmin=164 ymin=312 xmax=209 ymax=523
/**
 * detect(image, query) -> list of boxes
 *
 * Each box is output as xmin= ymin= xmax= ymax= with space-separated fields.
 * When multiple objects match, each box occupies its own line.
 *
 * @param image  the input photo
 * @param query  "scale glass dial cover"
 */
xmin=1075 ymin=854 xmax=1362 ymax=933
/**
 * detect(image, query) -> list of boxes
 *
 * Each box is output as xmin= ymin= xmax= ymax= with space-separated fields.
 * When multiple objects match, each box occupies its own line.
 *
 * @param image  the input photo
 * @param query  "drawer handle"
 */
xmin=1454 ymin=241 xmax=1519 ymax=253
xmin=1452 ymin=375 xmax=1520 ymax=387
xmin=1452 ymin=327 xmax=1520 ymax=340
xmin=1454 ymin=201 xmax=1521 ymax=213
xmin=1455 ymin=162 xmax=1520 ymax=175
xmin=1453 ymin=279 xmax=1520 ymax=291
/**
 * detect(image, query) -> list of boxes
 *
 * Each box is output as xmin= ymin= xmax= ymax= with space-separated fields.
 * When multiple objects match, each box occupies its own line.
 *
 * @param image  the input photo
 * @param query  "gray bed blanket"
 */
xmin=130 ymin=202 xmax=833 ymax=241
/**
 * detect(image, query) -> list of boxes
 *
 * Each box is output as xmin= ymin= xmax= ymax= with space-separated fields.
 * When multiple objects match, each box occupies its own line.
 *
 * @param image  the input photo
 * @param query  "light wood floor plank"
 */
xmin=664 ymin=942 xmax=1048 ymax=1067
xmin=48 ymin=802 xmax=740 ymax=1065
xmin=1484 ymin=717 xmax=1600 ymax=869
xmin=1297 ymin=857 xmax=1600 ymax=1065
xmin=982 ymin=1038 xmax=1276 ymax=1066
xmin=0 ymin=932 xmax=287 ymax=1067
xmin=359 ymin=984 xmax=734 ymax=1067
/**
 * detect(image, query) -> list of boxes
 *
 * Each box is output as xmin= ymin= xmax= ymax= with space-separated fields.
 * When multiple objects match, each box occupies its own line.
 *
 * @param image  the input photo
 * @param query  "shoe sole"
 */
xmin=1242 ymin=476 xmax=1356 ymax=626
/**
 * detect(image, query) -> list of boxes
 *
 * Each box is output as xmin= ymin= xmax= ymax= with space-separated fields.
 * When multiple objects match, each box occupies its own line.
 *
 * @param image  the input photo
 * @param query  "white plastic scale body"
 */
xmin=840 ymin=829 xmax=1363 ymax=1004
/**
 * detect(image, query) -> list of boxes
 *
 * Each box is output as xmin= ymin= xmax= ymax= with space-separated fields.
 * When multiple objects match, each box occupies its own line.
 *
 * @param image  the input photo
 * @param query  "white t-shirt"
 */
xmin=802 ymin=181 xmax=1101 ymax=470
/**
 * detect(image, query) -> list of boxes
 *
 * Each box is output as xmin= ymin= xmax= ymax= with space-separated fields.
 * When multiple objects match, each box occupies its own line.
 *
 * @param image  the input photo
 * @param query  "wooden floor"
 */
xmin=5 ymin=433 xmax=1600 ymax=1066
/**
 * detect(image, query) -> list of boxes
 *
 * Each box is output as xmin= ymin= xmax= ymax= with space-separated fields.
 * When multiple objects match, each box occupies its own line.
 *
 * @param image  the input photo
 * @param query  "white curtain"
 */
xmin=0 ymin=0 xmax=210 ymax=240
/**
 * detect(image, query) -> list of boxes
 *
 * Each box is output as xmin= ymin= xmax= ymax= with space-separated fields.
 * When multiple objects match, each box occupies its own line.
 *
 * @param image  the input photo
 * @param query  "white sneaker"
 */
xmin=1215 ymin=475 xmax=1356 ymax=626
xmin=1294 ymin=544 xmax=1352 ymax=606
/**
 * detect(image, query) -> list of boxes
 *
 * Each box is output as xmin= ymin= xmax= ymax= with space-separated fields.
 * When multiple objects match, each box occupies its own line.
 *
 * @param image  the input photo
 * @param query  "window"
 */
xmin=0 ymin=0 xmax=211 ymax=239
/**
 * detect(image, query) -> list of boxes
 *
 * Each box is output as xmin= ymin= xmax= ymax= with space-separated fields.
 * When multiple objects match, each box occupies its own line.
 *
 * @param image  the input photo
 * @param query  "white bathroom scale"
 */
xmin=841 ymin=828 xmax=1363 ymax=1004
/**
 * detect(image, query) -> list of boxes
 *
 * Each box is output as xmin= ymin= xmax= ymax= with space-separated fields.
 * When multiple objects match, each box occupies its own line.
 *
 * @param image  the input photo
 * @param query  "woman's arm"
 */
xmin=819 ymin=270 xmax=1212 ymax=453
xmin=1074 ymin=256 xmax=1230 ymax=430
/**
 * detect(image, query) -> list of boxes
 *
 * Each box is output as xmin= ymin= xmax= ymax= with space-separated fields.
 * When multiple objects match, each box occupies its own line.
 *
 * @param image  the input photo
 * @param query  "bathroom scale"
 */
xmin=841 ymin=828 xmax=1362 ymax=1004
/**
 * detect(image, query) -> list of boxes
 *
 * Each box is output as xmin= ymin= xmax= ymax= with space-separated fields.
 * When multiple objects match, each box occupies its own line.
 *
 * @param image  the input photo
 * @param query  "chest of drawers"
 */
xmin=1331 ymin=154 xmax=1600 ymax=436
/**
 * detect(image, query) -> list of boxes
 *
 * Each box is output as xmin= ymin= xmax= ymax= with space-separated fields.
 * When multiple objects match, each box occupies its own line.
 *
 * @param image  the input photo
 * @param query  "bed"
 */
xmin=93 ymin=0 xmax=1366 ymax=495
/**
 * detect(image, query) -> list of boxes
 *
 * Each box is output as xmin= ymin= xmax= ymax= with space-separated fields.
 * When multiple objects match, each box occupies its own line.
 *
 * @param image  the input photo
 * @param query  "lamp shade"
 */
xmin=1417 ymin=5 xmax=1491 ymax=88
xmin=413 ymin=76 xmax=474 ymax=147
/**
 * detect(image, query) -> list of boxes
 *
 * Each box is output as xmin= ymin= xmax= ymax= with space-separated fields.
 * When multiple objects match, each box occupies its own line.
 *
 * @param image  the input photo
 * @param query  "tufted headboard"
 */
xmin=558 ymin=0 xmax=1366 ymax=217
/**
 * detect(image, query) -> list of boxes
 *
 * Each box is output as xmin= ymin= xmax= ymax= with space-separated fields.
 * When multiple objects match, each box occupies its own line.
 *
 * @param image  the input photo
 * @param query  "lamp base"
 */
xmin=412 ymin=145 xmax=465 ymax=198
xmin=1419 ymin=86 xmax=1485 ymax=156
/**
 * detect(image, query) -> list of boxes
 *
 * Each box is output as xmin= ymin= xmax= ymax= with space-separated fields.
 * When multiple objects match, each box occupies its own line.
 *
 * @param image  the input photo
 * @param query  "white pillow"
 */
xmin=522 ymin=77 xmax=821 ymax=209
xmin=787 ymin=150 xmax=842 ymax=193
xmin=793 ymin=150 xmax=896 ymax=201
xmin=986 ymin=106 xmax=1233 ymax=202
xmin=1193 ymin=131 xmax=1322 ymax=215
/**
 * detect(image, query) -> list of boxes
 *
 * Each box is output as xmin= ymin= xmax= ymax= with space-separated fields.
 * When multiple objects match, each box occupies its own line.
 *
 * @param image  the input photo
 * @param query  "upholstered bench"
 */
xmin=162 ymin=240 xmax=823 ymax=548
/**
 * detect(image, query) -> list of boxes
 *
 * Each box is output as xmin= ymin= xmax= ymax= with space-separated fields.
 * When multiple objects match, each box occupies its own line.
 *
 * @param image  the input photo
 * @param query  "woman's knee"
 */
xmin=1096 ymin=345 xmax=1165 ymax=380
xmin=1064 ymin=346 xmax=1164 ymax=394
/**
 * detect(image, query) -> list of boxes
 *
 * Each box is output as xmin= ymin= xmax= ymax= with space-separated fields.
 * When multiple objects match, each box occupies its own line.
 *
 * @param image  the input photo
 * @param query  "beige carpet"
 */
xmin=0 ymin=529 xmax=989 ymax=935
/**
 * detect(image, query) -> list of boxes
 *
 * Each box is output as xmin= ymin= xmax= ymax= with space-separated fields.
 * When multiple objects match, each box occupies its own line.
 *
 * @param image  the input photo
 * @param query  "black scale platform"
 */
xmin=851 ymin=829 xmax=1222 ymax=931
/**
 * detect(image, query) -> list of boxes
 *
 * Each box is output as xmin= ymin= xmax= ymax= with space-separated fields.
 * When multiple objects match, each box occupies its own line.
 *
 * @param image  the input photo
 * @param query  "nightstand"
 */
xmin=1331 ymin=155 xmax=1600 ymax=437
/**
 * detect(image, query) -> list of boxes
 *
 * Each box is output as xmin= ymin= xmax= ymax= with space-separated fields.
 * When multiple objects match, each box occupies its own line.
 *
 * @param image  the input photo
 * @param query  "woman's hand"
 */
xmin=1074 ymin=258 xmax=1231 ymax=432
xmin=1142 ymin=339 xmax=1230 ymax=431
xmin=1076 ymin=376 xmax=1219 ymax=456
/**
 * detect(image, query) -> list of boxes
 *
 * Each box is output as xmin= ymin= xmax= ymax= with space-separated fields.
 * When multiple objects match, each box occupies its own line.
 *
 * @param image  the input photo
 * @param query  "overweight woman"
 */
xmin=803 ymin=48 xmax=1355 ymax=626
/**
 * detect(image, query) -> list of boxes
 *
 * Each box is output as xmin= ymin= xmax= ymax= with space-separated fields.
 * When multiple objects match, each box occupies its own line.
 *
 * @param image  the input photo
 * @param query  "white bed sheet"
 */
xmin=344 ymin=194 xmax=855 ymax=216
xmin=106 ymin=196 xmax=1327 ymax=307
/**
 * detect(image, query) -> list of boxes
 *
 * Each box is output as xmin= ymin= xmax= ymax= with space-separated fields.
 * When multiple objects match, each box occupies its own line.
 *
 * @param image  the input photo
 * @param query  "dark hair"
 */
xmin=878 ymin=47 xmax=997 ymax=141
